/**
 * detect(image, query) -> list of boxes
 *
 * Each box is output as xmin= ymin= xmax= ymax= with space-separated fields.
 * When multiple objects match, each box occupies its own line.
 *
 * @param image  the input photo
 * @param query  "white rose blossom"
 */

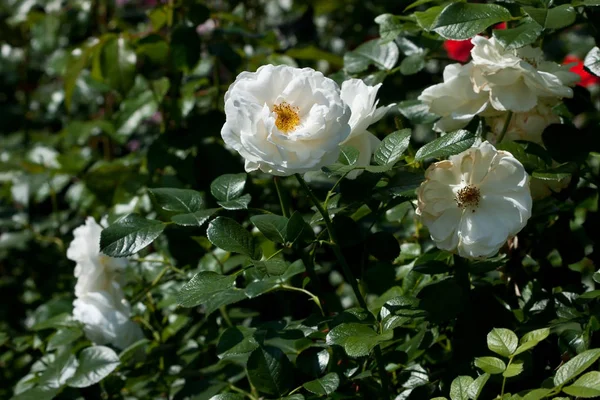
xmin=221 ymin=64 xmax=351 ymax=176
xmin=416 ymin=141 xmax=532 ymax=259
xmin=67 ymin=217 xmax=143 ymax=349
xmin=339 ymin=79 xmax=395 ymax=179
xmin=419 ymin=37 xmax=579 ymax=131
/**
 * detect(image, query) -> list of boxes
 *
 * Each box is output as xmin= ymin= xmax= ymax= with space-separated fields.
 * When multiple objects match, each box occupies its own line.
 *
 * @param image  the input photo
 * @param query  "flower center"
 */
xmin=273 ymin=102 xmax=300 ymax=133
xmin=456 ymin=185 xmax=481 ymax=211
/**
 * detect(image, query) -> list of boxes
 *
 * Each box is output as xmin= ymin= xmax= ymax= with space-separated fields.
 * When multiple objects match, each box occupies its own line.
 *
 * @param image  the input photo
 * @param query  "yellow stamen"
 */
xmin=273 ymin=102 xmax=300 ymax=133
xmin=456 ymin=185 xmax=481 ymax=212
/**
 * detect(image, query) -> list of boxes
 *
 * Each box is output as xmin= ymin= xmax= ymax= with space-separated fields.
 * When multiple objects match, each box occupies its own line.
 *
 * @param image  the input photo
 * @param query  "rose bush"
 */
xmin=1 ymin=1 xmax=600 ymax=400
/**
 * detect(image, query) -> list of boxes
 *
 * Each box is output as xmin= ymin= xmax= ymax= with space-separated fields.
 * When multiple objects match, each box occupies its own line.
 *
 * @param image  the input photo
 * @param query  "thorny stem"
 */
xmin=294 ymin=173 xmax=391 ymax=398
xmin=497 ymin=111 xmax=513 ymax=144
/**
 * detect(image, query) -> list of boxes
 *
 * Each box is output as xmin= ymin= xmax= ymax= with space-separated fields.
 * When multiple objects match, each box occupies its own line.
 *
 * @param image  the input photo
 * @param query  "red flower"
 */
xmin=444 ymin=23 xmax=507 ymax=63
xmin=563 ymin=55 xmax=600 ymax=88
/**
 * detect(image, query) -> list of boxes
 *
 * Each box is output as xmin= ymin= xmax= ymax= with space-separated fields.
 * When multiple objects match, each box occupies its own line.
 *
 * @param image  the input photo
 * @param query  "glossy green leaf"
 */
xmin=415 ymin=130 xmax=476 ymax=161
xmin=148 ymin=187 xmax=203 ymax=214
xmin=487 ymin=328 xmax=518 ymax=357
xmin=397 ymin=100 xmax=439 ymax=124
xmin=210 ymin=173 xmax=247 ymax=202
xmin=344 ymin=39 xmax=399 ymax=74
xmin=218 ymin=193 xmax=252 ymax=210
xmin=374 ymin=14 xmax=404 ymax=44
xmin=374 ymin=129 xmax=412 ymax=166
xmin=562 ymin=371 xmax=600 ymax=398
xmin=250 ymin=214 xmax=288 ymax=244
xmin=206 ymin=217 xmax=256 ymax=258
xmin=553 ymin=348 xmax=600 ymax=386
xmin=584 ymin=47 xmax=600 ymax=77
xmin=217 ymin=326 xmax=259 ymax=362
xmin=514 ymin=328 xmax=550 ymax=355
xmin=474 ymin=357 xmax=506 ymax=374
xmin=467 ymin=373 xmax=490 ymax=400
xmin=100 ymin=214 xmax=166 ymax=257
xmin=247 ymin=346 xmax=294 ymax=396
xmin=171 ymin=208 xmax=219 ymax=227
xmin=67 ymin=346 xmax=120 ymax=388
xmin=493 ymin=20 xmax=543 ymax=50
xmin=450 ymin=376 xmax=474 ymax=400
xmin=523 ymin=5 xmax=576 ymax=30
xmin=99 ymin=37 xmax=137 ymax=95
xmin=414 ymin=6 xmax=445 ymax=31
xmin=400 ymin=54 xmax=425 ymax=75
xmin=177 ymin=271 xmax=241 ymax=308
xmin=503 ymin=359 xmax=524 ymax=377
xmin=326 ymin=323 xmax=393 ymax=358
xmin=303 ymin=372 xmax=340 ymax=395
xmin=432 ymin=3 xmax=511 ymax=40
xmin=522 ymin=389 xmax=553 ymax=400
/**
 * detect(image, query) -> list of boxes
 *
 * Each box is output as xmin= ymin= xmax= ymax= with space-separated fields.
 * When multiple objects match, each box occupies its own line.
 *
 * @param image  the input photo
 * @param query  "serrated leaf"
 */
xmin=344 ymin=39 xmax=399 ymax=74
xmin=584 ymin=47 xmax=600 ymax=77
xmin=514 ymin=328 xmax=550 ymax=355
xmin=474 ymin=357 xmax=506 ymax=374
xmin=374 ymin=129 xmax=412 ymax=166
xmin=38 ymin=351 xmax=79 ymax=389
xmin=67 ymin=346 xmax=120 ymax=388
xmin=522 ymin=388 xmax=553 ymax=400
xmin=450 ymin=376 xmax=474 ymax=400
xmin=302 ymin=372 xmax=340 ymax=395
xmin=487 ymin=328 xmax=518 ymax=357
xmin=250 ymin=214 xmax=288 ymax=244
xmin=554 ymin=349 xmax=600 ymax=386
xmin=375 ymin=14 xmax=404 ymax=44
xmin=432 ymin=3 xmax=511 ymax=40
xmin=562 ymin=371 xmax=600 ymax=398
xmin=218 ymin=193 xmax=252 ymax=210
xmin=207 ymin=217 xmax=256 ymax=257
xmin=414 ymin=5 xmax=445 ymax=31
xmin=415 ymin=130 xmax=475 ymax=161
xmin=397 ymin=100 xmax=439 ymax=124
xmin=326 ymin=323 xmax=393 ymax=358
xmin=148 ymin=187 xmax=203 ymax=213
xmin=177 ymin=271 xmax=243 ymax=310
xmin=217 ymin=326 xmax=259 ymax=362
xmin=171 ymin=208 xmax=218 ymax=227
xmin=400 ymin=54 xmax=425 ymax=75
xmin=468 ymin=373 xmax=490 ymax=400
xmin=100 ymin=214 xmax=166 ymax=257
xmin=493 ymin=20 xmax=543 ymax=50
xmin=210 ymin=173 xmax=247 ymax=202
xmin=523 ymin=5 xmax=576 ymax=30
xmin=247 ymin=346 xmax=294 ymax=396
xmin=503 ymin=359 xmax=524 ymax=377
xmin=47 ymin=329 xmax=83 ymax=351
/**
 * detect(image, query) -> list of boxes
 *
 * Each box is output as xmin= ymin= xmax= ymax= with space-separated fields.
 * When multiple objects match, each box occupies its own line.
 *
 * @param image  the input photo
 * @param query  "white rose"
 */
xmin=67 ymin=217 xmax=126 ymax=299
xmin=418 ymin=62 xmax=490 ymax=132
xmin=221 ymin=64 xmax=351 ymax=176
xmin=416 ymin=141 xmax=532 ymax=259
xmin=73 ymin=291 xmax=143 ymax=350
xmin=486 ymin=103 xmax=560 ymax=145
xmin=470 ymin=36 xmax=578 ymax=112
xmin=339 ymin=79 xmax=395 ymax=179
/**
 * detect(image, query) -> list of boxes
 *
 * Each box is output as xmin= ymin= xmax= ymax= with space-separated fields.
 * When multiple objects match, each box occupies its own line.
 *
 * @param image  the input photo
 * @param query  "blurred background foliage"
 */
xmin=1 ymin=0 xmax=600 ymax=399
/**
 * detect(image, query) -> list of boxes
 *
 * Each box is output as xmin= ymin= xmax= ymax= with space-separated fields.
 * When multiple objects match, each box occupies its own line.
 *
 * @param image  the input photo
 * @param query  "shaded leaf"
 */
xmin=67 ymin=346 xmax=120 ymax=388
xmin=207 ymin=217 xmax=256 ymax=258
xmin=302 ymin=372 xmax=340 ymax=395
xmin=415 ymin=130 xmax=475 ymax=161
xmin=247 ymin=346 xmax=294 ymax=396
xmin=100 ymin=214 xmax=166 ymax=257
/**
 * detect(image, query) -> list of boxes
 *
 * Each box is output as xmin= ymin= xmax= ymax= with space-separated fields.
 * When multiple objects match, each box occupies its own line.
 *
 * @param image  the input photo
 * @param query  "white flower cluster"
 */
xmin=221 ymin=64 xmax=393 ymax=178
xmin=419 ymin=36 xmax=579 ymax=134
xmin=67 ymin=217 xmax=143 ymax=349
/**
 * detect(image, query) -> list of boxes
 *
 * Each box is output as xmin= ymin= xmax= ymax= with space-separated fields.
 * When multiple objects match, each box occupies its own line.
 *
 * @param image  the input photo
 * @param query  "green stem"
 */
xmin=497 ymin=111 xmax=513 ymax=144
xmin=280 ymin=284 xmax=324 ymax=316
xmin=131 ymin=266 xmax=169 ymax=304
xmin=273 ymin=176 xmax=289 ymax=218
xmin=294 ymin=173 xmax=390 ymax=397
xmin=500 ymin=357 xmax=513 ymax=398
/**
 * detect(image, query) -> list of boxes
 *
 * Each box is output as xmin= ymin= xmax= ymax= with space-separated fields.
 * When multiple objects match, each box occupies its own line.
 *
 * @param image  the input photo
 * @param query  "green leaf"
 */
xmin=217 ymin=326 xmax=259 ymax=362
xmin=523 ymin=5 xmax=576 ymax=30
xmin=210 ymin=173 xmax=247 ymax=202
xmin=250 ymin=215 xmax=288 ymax=244
xmin=400 ymin=54 xmax=425 ymax=75
xmin=303 ymin=372 xmax=340 ymax=395
xmin=245 ymin=260 xmax=306 ymax=298
xmin=584 ymin=47 xmax=600 ymax=77
xmin=487 ymin=328 xmax=519 ymax=357
xmin=253 ymin=259 xmax=289 ymax=277
xmin=496 ymin=141 xmax=550 ymax=173
xmin=171 ymin=208 xmax=219 ymax=227
xmin=474 ymin=357 xmax=506 ymax=374
xmin=47 ymin=328 xmax=83 ymax=351
xmin=414 ymin=6 xmax=445 ymax=31
xmin=374 ymin=129 xmax=412 ymax=166
xmin=344 ymin=39 xmax=399 ymax=74
xmin=503 ymin=359 xmax=524 ymax=377
xmin=99 ymin=36 xmax=137 ymax=95
xmin=37 ymin=350 xmax=79 ymax=389
xmin=208 ymin=394 xmax=245 ymax=400
xmin=493 ymin=20 xmax=543 ymax=50
xmin=171 ymin=25 xmax=201 ymax=71
xmin=514 ymin=328 xmax=550 ymax=355
xmin=286 ymin=211 xmax=313 ymax=244
xmin=522 ymin=389 xmax=553 ymax=400
xmin=553 ymin=349 xmax=600 ymax=386
xmin=218 ymin=193 xmax=252 ymax=210
xmin=100 ymin=214 xmax=166 ymax=257
xmin=296 ymin=348 xmax=330 ymax=378
xmin=467 ymin=373 xmax=490 ymax=400
xmin=415 ymin=130 xmax=475 ymax=161
xmin=247 ymin=346 xmax=294 ymax=396
xmin=207 ymin=217 xmax=256 ymax=258
xmin=397 ymin=100 xmax=439 ymax=124
xmin=450 ymin=376 xmax=474 ymax=400
xmin=10 ymin=387 xmax=60 ymax=400
xmin=326 ymin=323 xmax=393 ymax=358
xmin=148 ymin=187 xmax=203 ymax=214
xmin=339 ymin=145 xmax=360 ymax=166
xmin=67 ymin=346 xmax=120 ymax=388
xmin=562 ymin=371 xmax=600 ymax=398
xmin=177 ymin=271 xmax=242 ymax=309
xmin=374 ymin=14 xmax=404 ymax=44
xmin=432 ymin=3 xmax=511 ymax=40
